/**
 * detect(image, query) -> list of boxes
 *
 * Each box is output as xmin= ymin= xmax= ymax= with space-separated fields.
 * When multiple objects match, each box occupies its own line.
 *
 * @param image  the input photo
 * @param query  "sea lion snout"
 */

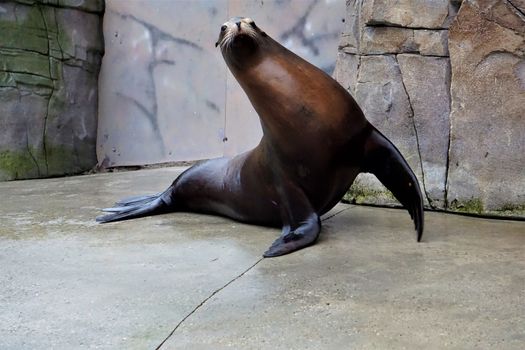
xmin=215 ymin=17 xmax=265 ymax=49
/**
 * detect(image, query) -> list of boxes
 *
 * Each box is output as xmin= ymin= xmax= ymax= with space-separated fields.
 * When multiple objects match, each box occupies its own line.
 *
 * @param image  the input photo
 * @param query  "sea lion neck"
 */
xmin=221 ymin=36 xmax=270 ymax=72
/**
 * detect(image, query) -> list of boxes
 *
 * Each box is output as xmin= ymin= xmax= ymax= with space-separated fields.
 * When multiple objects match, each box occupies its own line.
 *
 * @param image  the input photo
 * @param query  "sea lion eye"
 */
xmin=221 ymin=25 xmax=227 ymax=32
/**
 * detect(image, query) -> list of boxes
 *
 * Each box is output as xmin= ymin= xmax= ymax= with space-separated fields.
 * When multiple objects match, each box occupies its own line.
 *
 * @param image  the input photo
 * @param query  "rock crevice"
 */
xmin=395 ymin=54 xmax=435 ymax=209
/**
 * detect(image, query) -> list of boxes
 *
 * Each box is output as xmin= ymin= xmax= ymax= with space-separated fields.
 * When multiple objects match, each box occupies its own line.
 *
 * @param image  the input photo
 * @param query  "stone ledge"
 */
xmin=359 ymin=26 xmax=449 ymax=56
xmin=361 ymin=0 xmax=451 ymax=29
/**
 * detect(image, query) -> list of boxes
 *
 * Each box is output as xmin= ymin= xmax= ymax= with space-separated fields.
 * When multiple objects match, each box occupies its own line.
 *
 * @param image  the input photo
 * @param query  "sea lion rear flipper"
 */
xmin=362 ymin=128 xmax=424 ymax=241
xmin=114 ymin=193 xmax=162 ymax=206
xmin=96 ymin=188 xmax=173 ymax=223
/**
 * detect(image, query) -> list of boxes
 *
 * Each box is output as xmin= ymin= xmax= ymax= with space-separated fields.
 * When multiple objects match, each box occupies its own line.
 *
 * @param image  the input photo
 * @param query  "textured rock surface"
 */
xmin=447 ymin=0 xmax=525 ymax=214
xmin=0 ymin=0 xmax=104 ymax=180
xmin=336 ymin=0 xmax=453 ymax=209
xmin=360 ymin=27 xmax=449 ymax=56
xmin=333 ymin=52 xmax=359 ymax=95
xmin=354 ymin=55 xmax=422 ymax=190
xmin=361 ymin=0 xmax=451 ymax=29
xmin=336 ymin=0 xmax=524 ymax=217
xmin=398 ymin=54 xmax=451 ymax=208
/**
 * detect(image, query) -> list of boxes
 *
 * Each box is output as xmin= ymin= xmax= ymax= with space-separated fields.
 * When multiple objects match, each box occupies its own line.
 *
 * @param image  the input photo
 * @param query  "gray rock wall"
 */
xmin=336 ymin=0 xmax=525 ymax=217
xmin=0 ymin=0 xmax=104 ymax=180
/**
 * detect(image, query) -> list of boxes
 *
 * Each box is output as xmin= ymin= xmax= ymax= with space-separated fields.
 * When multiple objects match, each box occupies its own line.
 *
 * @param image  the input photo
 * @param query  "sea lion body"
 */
xmin=98 ymin=17 xmax=424 ymax=257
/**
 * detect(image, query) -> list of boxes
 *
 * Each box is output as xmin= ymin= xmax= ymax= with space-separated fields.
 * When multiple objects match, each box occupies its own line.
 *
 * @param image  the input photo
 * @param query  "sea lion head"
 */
xmin=215 ymin=17 xmax=268 ymax=69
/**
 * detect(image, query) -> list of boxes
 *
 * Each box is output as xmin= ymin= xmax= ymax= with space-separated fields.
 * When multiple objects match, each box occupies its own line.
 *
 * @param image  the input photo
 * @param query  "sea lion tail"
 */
xmin=96 ymin=187 xmax=174 ymax=223
xmin=363 ymin=128 xmax=424 ymax=241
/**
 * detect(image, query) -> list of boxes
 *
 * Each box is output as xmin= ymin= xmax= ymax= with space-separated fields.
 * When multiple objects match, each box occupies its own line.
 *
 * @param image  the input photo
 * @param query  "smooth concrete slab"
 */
xmin=165 ymin=207 xmax=525 ymax=349
xmin=0 ymin=167 xmax=524 ymax=350
xmin=0 ymin=167 xmax=274 ymax=350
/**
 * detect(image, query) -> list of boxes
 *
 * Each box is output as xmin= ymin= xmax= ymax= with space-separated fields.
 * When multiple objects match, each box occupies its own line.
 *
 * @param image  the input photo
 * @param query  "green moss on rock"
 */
xmin=344 ymin=183 xmax=398 ymax=205
xmin=0 ymin=143 xmax=95 ymax=181
xmin=493 ymin=203 xmax=525 ymax=217
xmin=45 ymin=144 xmax=77 ymax=176
xmin=0 ymin=149 xmax=40 ymax=180
xmin=0 ymin=24 xmax=48 ymax=55
xmin=0 ymin=71 xmax=17 ymax=88
xmin=0 ymin=48 xmax=51 ymax=77
xmin=1 ymin=1 xmax=101 ymax=182
xmin=449 ymin=198 xmax=484 ymax=214
xmin=0 ymin=3 xmax=68 ymax=88
xmin=498 ymin=203 xmax=525 ymax=212
xmin=10 ymin=72 xmax=54 ymax=90
xmin=448 ymin=198 xmax=525 ymax=217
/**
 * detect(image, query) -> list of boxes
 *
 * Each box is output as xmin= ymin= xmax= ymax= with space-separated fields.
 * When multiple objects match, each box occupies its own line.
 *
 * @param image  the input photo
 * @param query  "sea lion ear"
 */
xmin=261 ymin=31 xmax=267 ymax=37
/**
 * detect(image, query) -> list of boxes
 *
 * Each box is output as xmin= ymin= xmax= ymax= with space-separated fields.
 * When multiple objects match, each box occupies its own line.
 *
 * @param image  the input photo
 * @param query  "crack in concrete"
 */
xmin=395 ymin=55 xmax=435 ymax=209
xmin=154 ymin=205 xmax=351 ymax=349
xmin=155 ymin=257 xmax=264 ymax=350
xmin=322 ymin=206 xmax=353 ymax=221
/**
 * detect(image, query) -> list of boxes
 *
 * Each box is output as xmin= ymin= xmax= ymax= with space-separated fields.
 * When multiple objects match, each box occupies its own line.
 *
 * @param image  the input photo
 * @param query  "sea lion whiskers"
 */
xmin=216 ymin=17 xmax=262 ymax=51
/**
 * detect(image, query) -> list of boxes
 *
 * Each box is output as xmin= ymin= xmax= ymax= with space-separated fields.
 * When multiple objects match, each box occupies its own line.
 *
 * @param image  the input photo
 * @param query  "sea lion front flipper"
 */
xmin=263 ymin=213 xmax=320 ymax=257
xmin=263 ymin=181 xmax=321 ymax=258
xmin=363 ymin=128 xmax=425 ymax=241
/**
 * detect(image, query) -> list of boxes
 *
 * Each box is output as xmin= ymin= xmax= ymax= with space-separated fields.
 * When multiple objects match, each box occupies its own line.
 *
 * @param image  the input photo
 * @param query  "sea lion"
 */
xmin=97 ymin=17 xmax=424 ymax=257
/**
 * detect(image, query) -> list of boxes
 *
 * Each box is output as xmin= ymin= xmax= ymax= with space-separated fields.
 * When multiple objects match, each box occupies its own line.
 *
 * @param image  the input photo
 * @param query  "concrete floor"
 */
xmin=0 ymin=167 xmax=523 ymax=350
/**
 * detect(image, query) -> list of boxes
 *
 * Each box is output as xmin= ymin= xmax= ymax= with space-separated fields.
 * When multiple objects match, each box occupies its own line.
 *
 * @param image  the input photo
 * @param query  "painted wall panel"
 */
xmin=98 ymin=0 xmax=345 ymax=166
